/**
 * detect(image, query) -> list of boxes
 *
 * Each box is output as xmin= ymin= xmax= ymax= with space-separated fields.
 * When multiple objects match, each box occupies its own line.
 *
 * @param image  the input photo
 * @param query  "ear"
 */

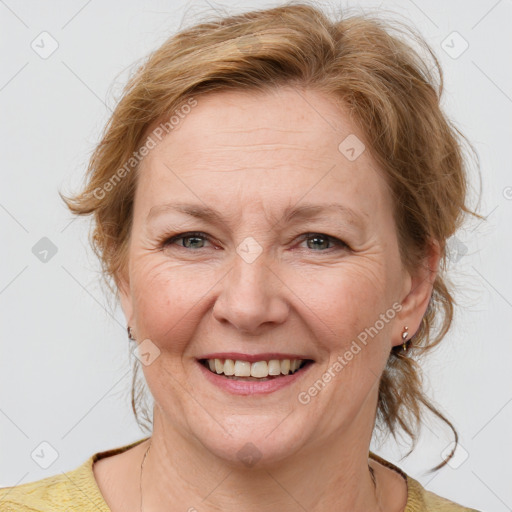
xmin=391 ymin=238 xmax=441 ymax=348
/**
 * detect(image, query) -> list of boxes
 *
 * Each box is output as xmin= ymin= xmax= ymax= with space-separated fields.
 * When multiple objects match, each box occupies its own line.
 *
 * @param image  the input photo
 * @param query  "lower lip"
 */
xmin=196 ymin=360 xmax=314 ymax=395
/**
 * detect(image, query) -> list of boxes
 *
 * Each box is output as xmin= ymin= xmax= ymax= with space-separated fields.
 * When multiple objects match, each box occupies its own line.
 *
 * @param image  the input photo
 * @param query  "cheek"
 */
xmin=286 ymin=264 xmax=394 ymax=431
xmin=130 ymin=256 xmax=216 ymax=354
xmin=285 ymin=261 xmax=389 ymax=344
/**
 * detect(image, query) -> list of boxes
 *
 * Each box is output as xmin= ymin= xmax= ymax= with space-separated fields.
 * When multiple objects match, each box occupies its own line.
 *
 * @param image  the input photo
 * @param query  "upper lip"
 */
xmin=198 ymin=352 xmax=315 ymax=363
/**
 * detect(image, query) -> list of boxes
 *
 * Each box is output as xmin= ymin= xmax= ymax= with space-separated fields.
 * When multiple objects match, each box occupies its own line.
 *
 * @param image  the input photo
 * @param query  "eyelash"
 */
xmin=162 ymin=231 xmax=349 ymax=252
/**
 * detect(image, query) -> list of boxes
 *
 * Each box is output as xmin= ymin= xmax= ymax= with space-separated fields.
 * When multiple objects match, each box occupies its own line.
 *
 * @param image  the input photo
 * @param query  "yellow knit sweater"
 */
xmin=0 ymin=437 xmax=480 ymax=511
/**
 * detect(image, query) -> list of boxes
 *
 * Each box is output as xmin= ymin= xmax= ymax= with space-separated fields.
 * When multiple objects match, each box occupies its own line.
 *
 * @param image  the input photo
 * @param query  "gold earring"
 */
xmin=401 ymin=326 xmax=409 ymax=351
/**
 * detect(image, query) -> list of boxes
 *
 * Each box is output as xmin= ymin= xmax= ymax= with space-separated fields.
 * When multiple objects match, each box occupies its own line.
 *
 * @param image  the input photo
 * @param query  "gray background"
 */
xmin=1 ymin=1 xmax=511 ymax=510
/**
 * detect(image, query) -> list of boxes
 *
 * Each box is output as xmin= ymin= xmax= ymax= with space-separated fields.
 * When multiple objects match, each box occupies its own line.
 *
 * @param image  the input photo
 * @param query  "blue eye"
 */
xmin=162 ymin=232 xmax=349 ymax=252
xmin=299 ymin=233 xmax=348 ymax=251
xmin=164 ymin=232 xmax=209 ymax=249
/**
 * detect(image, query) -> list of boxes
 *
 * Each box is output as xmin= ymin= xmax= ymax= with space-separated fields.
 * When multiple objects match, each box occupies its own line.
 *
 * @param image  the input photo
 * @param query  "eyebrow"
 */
xmin=146 ymin=201 xmax=366 ymax=228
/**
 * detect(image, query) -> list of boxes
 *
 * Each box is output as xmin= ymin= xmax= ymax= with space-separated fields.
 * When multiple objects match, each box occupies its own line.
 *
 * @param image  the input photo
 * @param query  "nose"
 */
xmin=212 ymin=252 xmax=289 ymax=334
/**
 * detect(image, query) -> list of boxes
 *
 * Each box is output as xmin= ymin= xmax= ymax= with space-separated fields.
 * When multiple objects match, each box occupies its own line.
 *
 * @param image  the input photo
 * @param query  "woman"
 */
xmin=0 ymin=2 xmax=482 ymax=511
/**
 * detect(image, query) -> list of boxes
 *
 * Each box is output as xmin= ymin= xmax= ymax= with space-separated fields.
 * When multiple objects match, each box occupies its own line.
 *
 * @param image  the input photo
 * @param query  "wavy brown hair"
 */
xmin=61 ymin=1 xmax=482 ymax=470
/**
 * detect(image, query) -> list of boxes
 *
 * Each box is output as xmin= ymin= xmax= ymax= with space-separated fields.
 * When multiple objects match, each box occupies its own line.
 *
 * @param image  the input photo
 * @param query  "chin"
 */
xmin=190 ymin=413 xmax=312 ymax=470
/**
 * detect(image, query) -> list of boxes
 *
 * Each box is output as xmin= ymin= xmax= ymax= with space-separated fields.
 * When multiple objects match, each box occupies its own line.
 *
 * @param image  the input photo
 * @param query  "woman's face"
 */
xmin=119 ymin=86 xmax=435 ymax=466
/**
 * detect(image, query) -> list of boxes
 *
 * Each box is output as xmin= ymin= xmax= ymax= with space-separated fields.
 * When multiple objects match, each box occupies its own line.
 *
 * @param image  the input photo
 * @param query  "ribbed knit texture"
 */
xmin=0 ymin=438 xmax=480 ymax=511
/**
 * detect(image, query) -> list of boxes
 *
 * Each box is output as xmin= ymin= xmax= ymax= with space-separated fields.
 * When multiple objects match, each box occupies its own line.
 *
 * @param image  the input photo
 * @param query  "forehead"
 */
xmin=152 ymin=87 xmax=350 ymax=157
xmin=136 ymin=87 xmax=392 ymax=225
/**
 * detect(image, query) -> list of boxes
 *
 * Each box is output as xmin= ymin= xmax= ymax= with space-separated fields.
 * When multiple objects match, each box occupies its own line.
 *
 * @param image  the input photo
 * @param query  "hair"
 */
xmin=61 ymin=1 xmax=482 ymax=470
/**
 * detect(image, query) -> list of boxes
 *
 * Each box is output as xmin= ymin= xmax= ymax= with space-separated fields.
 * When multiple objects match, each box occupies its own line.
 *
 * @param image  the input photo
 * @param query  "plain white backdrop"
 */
xmin=1 ymin=1 xmax=511 ymax=510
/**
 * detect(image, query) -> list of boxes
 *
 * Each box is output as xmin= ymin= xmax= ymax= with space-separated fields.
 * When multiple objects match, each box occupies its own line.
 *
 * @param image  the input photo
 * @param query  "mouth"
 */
xmin=198 ymin=357 xmax=314 ymax=381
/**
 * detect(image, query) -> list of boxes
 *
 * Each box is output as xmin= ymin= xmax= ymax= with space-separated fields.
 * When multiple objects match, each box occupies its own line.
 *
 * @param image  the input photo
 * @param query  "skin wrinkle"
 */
xmin=109 ymin=87 xmax=436 ymax=512
xmin=144 ymin=203 xmax=368 ymax=246
xmin=211 ymin=143 xmax=310 ymax=149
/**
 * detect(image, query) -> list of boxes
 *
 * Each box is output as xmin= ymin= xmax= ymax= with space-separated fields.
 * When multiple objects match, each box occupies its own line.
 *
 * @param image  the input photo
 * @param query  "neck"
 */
xmin=140 ymin=410 xmax=382 ymax=512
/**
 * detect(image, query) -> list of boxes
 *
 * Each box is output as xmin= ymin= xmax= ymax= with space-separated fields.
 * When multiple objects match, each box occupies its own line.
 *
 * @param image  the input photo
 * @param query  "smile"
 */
xmin=196 ymin=357 xmax=315 ymax=395
xmin=200 ymin=358 xmax=311 ymax=379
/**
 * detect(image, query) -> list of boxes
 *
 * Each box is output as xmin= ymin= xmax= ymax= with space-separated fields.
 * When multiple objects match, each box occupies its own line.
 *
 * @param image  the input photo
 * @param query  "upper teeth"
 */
xmin=206 ymin=359 xmax=305 ymax=377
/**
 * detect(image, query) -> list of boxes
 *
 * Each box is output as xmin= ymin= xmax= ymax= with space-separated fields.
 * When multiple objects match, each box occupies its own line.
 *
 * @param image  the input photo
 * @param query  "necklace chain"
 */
xmin=139 ymin=439 xmax=379 ymax=512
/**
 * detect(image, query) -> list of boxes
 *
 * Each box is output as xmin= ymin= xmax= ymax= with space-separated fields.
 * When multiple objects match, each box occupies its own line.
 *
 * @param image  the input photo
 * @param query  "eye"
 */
xmin=161 ymin=231 xmax=349 ymax=252
xmin=298 ymin=233 xmax=349 ymax=251
xmin=163 ymin=231 xmax=212 ymax=250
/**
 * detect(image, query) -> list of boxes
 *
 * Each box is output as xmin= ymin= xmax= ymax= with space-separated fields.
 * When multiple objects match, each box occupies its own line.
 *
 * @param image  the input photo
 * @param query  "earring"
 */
xmin=127 ymin=326 xmax=136 ymax=341
xmin=401 ymin=326 xmax=409 ymax=351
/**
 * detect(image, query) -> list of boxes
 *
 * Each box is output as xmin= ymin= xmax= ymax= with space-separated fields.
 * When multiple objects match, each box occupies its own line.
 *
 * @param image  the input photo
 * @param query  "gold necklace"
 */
xmin=139 ymin=439 xmax=380 ymax=511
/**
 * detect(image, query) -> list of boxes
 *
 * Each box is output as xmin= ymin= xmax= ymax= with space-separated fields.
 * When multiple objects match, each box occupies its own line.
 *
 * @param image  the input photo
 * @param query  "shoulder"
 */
xmin=0 ymin=462 xmax=92 ymax=512
xmin=0 ymin=437 xmax=149 ymax=512
xmin=407 ymin=476 xmax=482 ymax=512
xmin=369 ymin=451 xmax=482 ymax=512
